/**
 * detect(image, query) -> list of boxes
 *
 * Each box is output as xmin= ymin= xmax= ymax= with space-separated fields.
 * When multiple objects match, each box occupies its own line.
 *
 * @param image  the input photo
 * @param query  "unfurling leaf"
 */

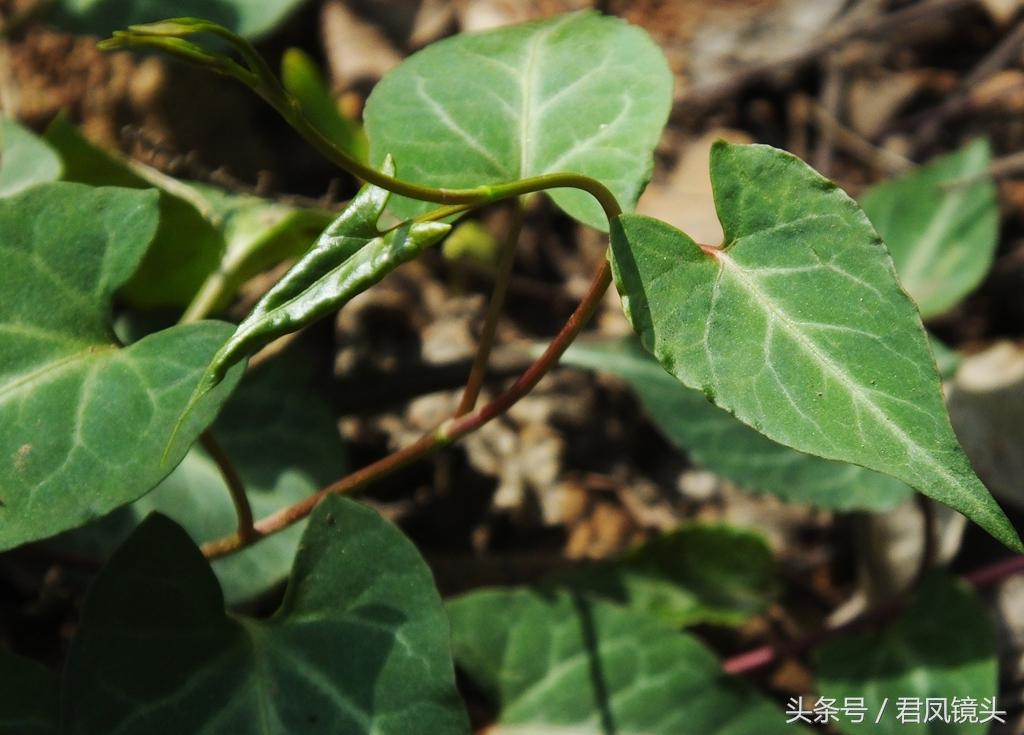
xmin=364 ymin=11 xmax=673 ymax=231
xmin=63 ymin=497 xmax=470 ymax=734
xmin=609 ymin=141 xmax=1021 ymax=551
xmin=182 ymin=157 xmax=449 ymax=423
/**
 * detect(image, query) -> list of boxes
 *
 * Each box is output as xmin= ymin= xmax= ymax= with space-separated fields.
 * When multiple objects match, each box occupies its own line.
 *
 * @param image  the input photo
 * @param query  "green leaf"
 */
xmin=0 ymin=650 xmax=59 ymax=735
xmin=561 ymin=338 xmax=913 ymax=511
xmin=548 ymin=524 xmax=778 ymax=627
xmin=815 ymin=573 xmax=996 ymax=735
xmin=609 ymin=141 xmax=1021 ymax=550
xmin=50 ymin=0 xmax=307 ymax=39
xmin=62 ymin=497 xmax=470 ymax=734
xmin=449 ymin=588 xmax=809 ymax=734
xmin=189 ymin=158 xmax=450 ymax=405
xmin=364 ymin=11 xmax=672 ymax=231
xmin=44 ymin=115 xmax=223 ymax=308
xmin=53 ymin=353 xmax=346 ymax=603
xmin=862 ymin=139 xmax=997 ymax=318
xmin=44 ymin=116 xmax=331 ymax=311
xmin=282 ymin=48 xmax=368 ymax=163
xmin=0 ymin=119 xmax=62 ymax=198
xmin=0 ymin=183 xmax=242 ymax=551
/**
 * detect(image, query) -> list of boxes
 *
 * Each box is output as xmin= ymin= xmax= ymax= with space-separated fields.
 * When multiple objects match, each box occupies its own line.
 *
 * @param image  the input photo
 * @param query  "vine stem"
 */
xmin=199 ymin=431 xmax=256 ymax=543
xmin=455 ymin=200 xmax=524 ymax=417
xmin=109 ymin=25 xmax=624 ymax=559
xmin=203 ymin=258 xmax=615 ymax=558
xmin=723 ymin=554 xmax=1024 ymax=675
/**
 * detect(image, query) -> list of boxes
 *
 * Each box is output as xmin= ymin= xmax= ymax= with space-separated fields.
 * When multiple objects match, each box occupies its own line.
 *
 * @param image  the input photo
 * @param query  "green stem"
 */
xmin=455 ymin=200 xmax=524 ymax=417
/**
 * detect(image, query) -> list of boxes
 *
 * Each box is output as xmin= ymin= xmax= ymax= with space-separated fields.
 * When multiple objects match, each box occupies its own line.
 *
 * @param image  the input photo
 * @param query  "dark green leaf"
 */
xmin=862 ymin=140 xmax=997 ymax=318
xmin=815 ymin=574 xmax=996 ymax=735
xmin=0 ymin=650 xmax=59 ymax=735
xmin=561 ymin=338 xmax=913 ymax=511
xmin=0 ymin=119 xmax=62 ymax=198
xmin=449 ymin=588 xmax=809 ymax=734
xmin=0 ymin=183 xmax=242 ymax=550
xmin=364 ymin=11 xmax=672 ymax=230
xmin=50 ymin=0 xmax=307 ymax=39
xmin=53 ymin=354 xmax=346 ymax=603
xmin=609 ymin=142 xmax=1020 ymax=550
xmin=548 ymin=524 xmax=778 ymax=627
xmin=189 ymin=158 xmax=449 ymax=405
xmin=62 ymin=497 xmax=470 ymax=734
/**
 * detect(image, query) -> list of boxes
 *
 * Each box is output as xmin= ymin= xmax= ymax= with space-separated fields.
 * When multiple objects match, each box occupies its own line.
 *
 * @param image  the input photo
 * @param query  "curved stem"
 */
xmin=199 ymin=430 xmax=255 ymax=543
xmin=270 ymin=89 xmax=622 ymax=216
xmin=455 ymin=200 xmax=524 ymax=417
xmin=202 ymin=257 xmax=613 ymax=559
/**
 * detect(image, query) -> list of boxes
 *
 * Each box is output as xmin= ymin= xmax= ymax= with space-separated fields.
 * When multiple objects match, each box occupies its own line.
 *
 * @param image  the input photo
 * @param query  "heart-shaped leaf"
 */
xmin=815 ymin=573 xmax=997 ymax=735
xmin=0 ymin=119 xmax=62 ymax=198
xmin=52 ymin=353 xmax=346 ymax=603
xmin=188 ymin=158 xmax=450 ymax=407
xmin=861 ymin=139 xmax=997 ymax=318
xmin=364 ymin=11 xmax=673 ymax=231
xmin=547 ymin=524 xmax=778 ymax=627
xmin=449 ymin=588 xmax=809 ymax=734
xmin=0 ymin=183 xmax=242 ymax=551
xmin=0 ymin=650 xmax=58 ymax=734
xmin=62 ymin=497 xmax=470 ymax=734
xmin=50 ymin=0 xmax=307 ymax=39
xmin=609 ymin=142 xmax=1020 ymax=550
xmin=561 ymin=339 xmax=913 ymax=511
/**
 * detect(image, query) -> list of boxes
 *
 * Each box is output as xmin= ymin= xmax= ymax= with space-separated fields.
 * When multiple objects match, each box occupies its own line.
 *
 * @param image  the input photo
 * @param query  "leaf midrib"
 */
xmin=711 ymin=248 xmax=959 ymax=493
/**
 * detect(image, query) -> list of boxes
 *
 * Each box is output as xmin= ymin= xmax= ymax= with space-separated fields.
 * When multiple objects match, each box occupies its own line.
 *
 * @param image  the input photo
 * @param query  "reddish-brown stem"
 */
xmin=455 ymin=200 xmax=524 ymax=417
xmin=199 ymin=430 xmax=256 ymax=543
xmin=202 ymin=258 xmax=616 ymax=559
xmin=723 ymin=554 xmax=1024 ymax=675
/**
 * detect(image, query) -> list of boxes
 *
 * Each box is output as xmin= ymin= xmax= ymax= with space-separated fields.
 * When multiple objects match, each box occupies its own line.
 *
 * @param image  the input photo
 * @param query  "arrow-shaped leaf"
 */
xmin=561 ymin=338 xmax=913 ymax=511
xmin=609 ymin=142 xmax=1020 ymax=550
